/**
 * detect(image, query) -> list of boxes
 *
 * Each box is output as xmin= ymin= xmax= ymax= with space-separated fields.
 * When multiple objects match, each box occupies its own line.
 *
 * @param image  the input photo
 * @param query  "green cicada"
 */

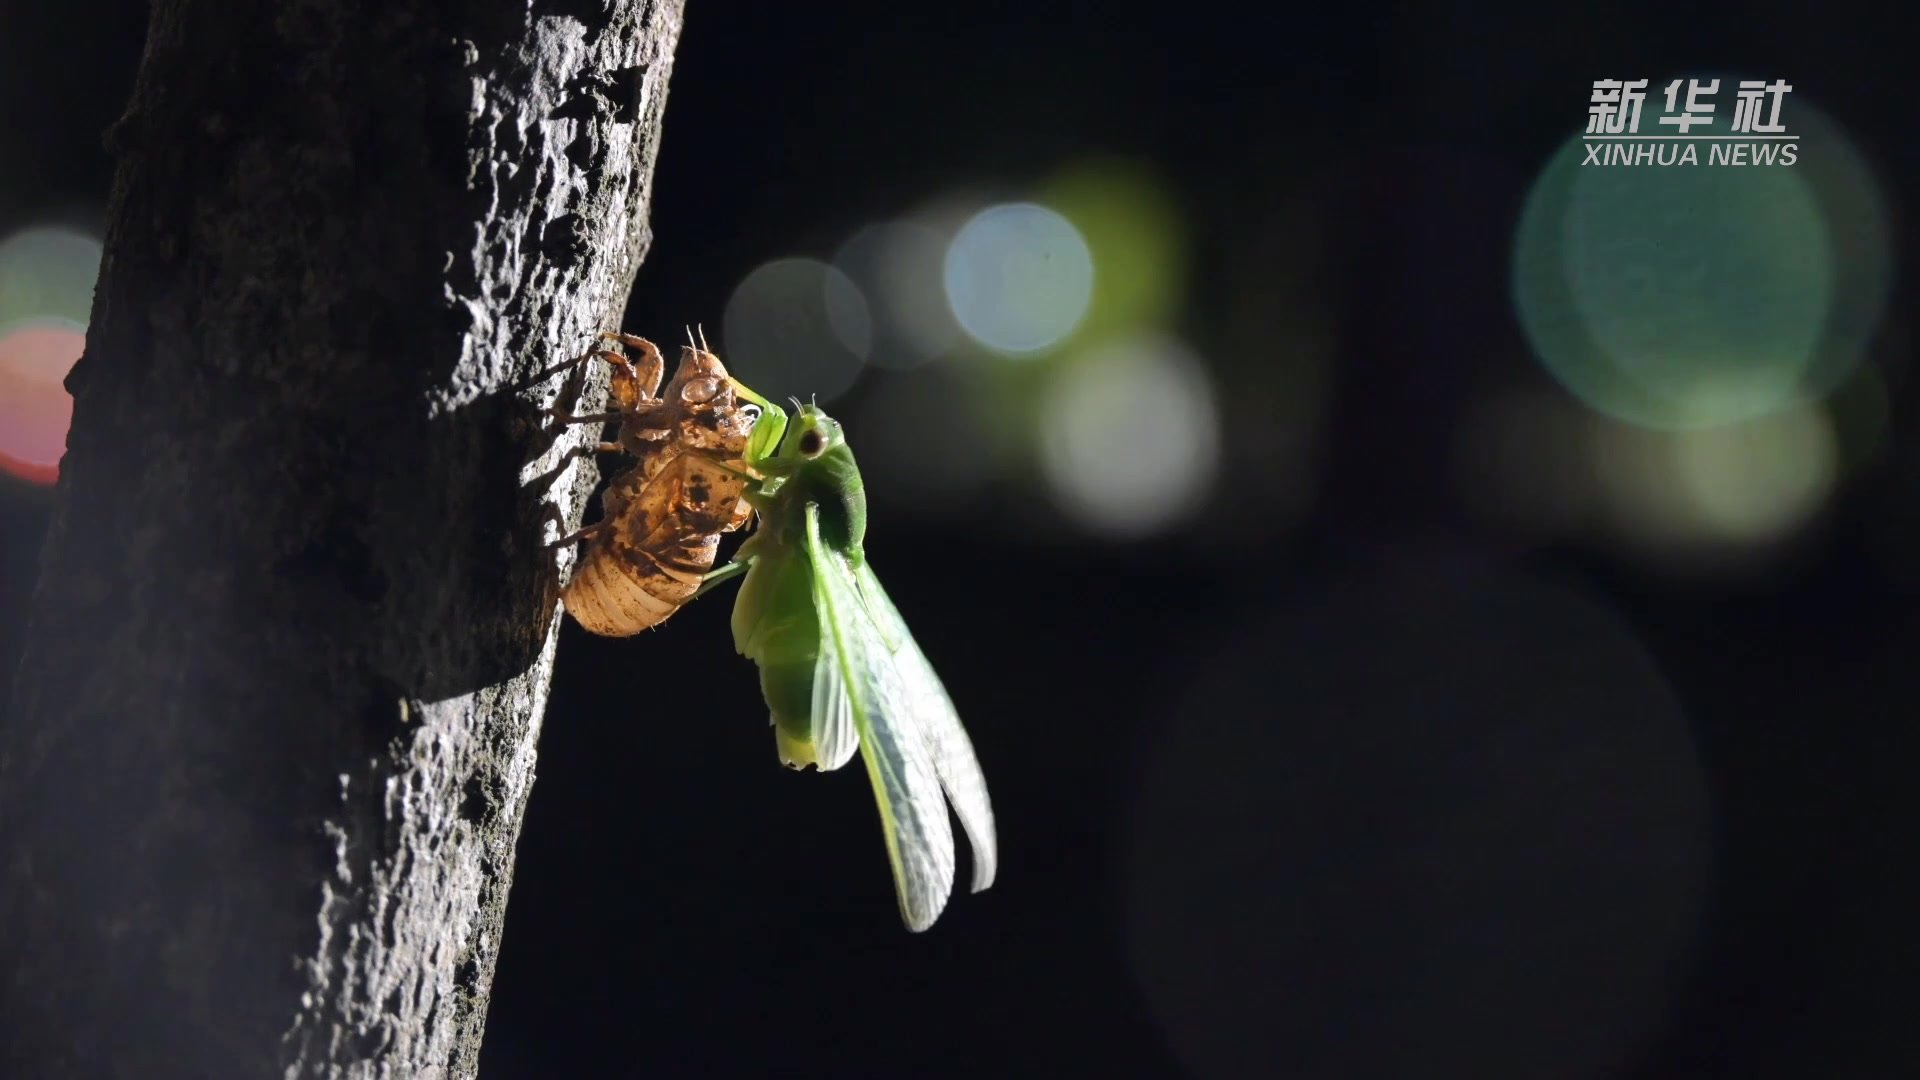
xmin=698 ymin=390 xmax=997 ymax=932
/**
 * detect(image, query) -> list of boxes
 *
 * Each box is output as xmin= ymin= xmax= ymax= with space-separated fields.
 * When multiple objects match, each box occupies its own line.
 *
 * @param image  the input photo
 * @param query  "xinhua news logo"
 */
xmin=1584 ymin=78 xmax=1797 ymax=167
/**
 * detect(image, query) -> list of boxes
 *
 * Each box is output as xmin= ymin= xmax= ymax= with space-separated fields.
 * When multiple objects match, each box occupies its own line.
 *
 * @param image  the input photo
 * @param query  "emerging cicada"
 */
xmin=544 ymin=331 xmax=766 ymax=636
xmin=700 ymin=399 xmax=998 ymax=932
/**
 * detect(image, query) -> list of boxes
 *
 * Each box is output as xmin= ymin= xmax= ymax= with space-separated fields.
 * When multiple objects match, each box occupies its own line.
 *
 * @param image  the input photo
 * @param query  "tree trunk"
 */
xmin=0 ymin=1 xmax=685 ymax=1075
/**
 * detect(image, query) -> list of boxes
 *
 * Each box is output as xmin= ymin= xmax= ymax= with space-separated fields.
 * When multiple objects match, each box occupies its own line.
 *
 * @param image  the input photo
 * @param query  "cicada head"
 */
xmin=781 ymin=405 xmax=847 ymax=465
xmin=753 ymin=404 xmax=865 ymax=547
xmin=658 ymin=344 xmax=757 ymax=457
xmin=742 ymin=404 xmax=851 ymax=481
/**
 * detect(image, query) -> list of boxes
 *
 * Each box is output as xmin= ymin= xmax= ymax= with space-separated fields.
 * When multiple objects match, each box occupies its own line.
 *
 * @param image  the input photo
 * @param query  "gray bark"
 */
xmin=0 ymin=1 xmax=685 ymax=1076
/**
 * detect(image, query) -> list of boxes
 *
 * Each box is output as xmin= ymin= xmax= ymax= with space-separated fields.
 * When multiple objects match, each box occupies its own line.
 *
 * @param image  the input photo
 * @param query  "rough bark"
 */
xmin=0 ymin=1 xmax=684 ymax=1075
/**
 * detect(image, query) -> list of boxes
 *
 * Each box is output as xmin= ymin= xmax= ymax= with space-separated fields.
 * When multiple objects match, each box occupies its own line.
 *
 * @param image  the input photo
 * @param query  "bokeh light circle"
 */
xmin=943 ymin=202 xmax=1093 ymax=356
xmin=832 ymin=221 xmax=960 ymax=368
xmin=0 ymin=322 xmax=84 ymax=484
xmin=1038 ymin=335 xmax=1218 ymax=538
xmin=1512 ymin=97 xmax=1889 ymax=431
xmin=0 ymin=225 xmax=100 ymax=485
xmin=1675 ymin=405 xmax=1837 ymax=538
xmin=1590 ymin=401 xmax=1840 ymax=549
xmin=1127 ymin=562 xmax=1710 ymax=1080
xmin=721 ymin=257 xmax=871 ymax=405
xmin=1038 ymin=160 xmax=1187 ymax=342
xmin=0 ymin=225 xmax=102 ymax=330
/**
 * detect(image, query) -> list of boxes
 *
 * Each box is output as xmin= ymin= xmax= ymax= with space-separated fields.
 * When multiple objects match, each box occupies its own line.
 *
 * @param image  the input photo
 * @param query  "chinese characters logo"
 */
xmin=1584 ymin=79 xmax=1797 ymax=167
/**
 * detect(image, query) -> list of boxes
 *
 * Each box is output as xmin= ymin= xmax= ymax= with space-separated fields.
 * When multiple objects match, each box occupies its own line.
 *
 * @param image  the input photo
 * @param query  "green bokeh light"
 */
xmin=0 ymin=226 xmax=101 ymax=334
xmin=1037 ymin=158 xmax=1186 ymax=347
xmin=1513 ymin=95 xmax=1890 ymax=431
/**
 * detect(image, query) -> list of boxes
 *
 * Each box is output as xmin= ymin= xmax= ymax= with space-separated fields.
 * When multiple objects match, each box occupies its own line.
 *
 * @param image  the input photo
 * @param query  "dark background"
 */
xmin=3 ymin=2 xmax=1915 ymax=1078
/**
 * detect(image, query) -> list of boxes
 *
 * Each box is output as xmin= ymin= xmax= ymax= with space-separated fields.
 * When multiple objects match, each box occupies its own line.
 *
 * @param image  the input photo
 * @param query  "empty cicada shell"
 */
xmin=544 ymin=331 xmax=764 ymax=636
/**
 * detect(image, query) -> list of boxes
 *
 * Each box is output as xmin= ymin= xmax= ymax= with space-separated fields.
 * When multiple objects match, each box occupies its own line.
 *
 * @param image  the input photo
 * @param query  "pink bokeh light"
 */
xmin=0 ymin=323 xmax=84 ymax=485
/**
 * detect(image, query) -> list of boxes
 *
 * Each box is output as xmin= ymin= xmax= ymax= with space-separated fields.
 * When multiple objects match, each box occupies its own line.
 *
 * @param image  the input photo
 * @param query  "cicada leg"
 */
xmin=545 ymin=519 xmax=611 ymax=552
xmin=551 ymin=436 xmax=629 ymax=455
xmin=600 ymin=333 xmax=666 ymax=412
xmin=523 ymin=331 xmax=666 ymax=415
xmin=521 ymin=352 xmax=594 ymax=388
xmin=691 ymin=557 xmax=751 ymax=599
xmin=568 ymin=441 xmax=633 ymax=471
xmin=544 ymin=407 xmax=622 ymax=427
xmin=526 ymin=347 xmax=625 ymax=388
xmin=602 ymin=331 xmax=660 ymax=353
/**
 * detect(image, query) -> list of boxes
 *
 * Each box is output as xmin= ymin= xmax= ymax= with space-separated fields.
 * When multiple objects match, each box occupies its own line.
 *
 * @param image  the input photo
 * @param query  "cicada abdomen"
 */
xmin=562 ymin=448 xmax=755 ymax=635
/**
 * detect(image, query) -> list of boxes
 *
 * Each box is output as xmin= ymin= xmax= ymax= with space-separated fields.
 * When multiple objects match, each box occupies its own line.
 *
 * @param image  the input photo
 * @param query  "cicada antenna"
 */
xmin=696 ymin=324 xmax=710 ymax=353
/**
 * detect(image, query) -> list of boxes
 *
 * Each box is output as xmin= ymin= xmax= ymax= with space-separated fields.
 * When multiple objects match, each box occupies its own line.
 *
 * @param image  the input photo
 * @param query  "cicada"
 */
xmin=544 ymin=331 xmax=764 ymax=636
xmin=698 ymin=398 xmax=998 ymax=931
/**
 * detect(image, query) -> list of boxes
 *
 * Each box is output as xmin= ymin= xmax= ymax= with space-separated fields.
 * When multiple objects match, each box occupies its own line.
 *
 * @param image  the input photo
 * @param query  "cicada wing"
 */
xmin=804 ymin=503 xmax=957 ymax=931
xmin=807 ymin=631 xmax=859 ymax=771
xmin=852 ymin=562 xmax=998 ymax=894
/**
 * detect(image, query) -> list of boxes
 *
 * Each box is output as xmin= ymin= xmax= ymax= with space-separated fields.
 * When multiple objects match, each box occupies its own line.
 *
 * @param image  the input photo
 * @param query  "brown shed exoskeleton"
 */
xmin=543 ymin=330 xmax=762 ymax=635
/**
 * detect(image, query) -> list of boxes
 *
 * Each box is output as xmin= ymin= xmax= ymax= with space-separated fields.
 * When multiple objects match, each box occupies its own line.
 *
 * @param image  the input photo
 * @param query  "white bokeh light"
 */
xmin=833 ymin=221 xmax=960 ymax=368
xmin=943 ymin=202 xmax=1093 ymax=356
xmin=0 ymin=225 xmax=102 ymax=331
xmin=1591 ymin=400 xmax=1840 ymax=550
xmin=721 ymin=257 xmax=872 ymax=404
xmin=1039 ymin=335 xmax=1219 ymax=538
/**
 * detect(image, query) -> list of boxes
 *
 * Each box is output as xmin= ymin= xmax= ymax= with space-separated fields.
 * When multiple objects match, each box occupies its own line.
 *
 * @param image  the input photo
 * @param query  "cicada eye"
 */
xmin=797 ymin=429 xmax=825 ymax=457
xmin=739 ymin=404 xmax=762 ymax=425
xmin=681 ymin=377 xmax=721 ymax=404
